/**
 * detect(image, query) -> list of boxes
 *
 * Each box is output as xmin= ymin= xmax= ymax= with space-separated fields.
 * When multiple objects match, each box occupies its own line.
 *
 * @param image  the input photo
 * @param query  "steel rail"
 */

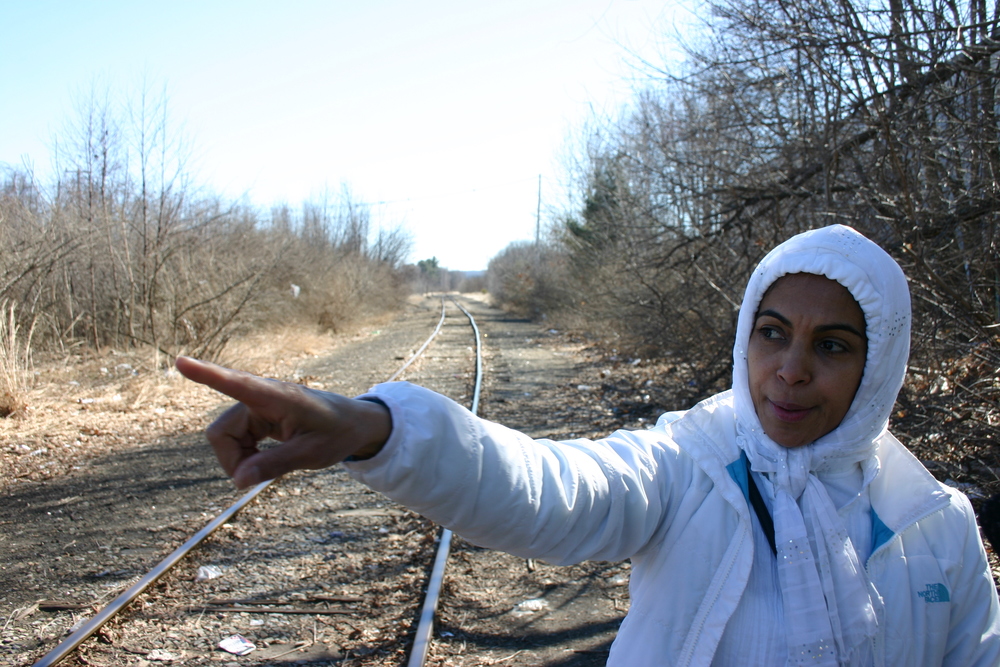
xmin=389 ymin=298 xmax=446 ymax=381
xmin=33 ymin=480 xmax=273 ymax=667
xmin=408 ymin=295 xmax=483 ymax=667
xmin=33 ymin=297 xmax=450 ymax=667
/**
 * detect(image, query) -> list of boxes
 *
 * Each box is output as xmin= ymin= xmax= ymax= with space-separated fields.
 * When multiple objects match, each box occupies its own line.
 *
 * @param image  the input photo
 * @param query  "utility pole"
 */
xmin=535 ymin=174 xmax=541 ymax=246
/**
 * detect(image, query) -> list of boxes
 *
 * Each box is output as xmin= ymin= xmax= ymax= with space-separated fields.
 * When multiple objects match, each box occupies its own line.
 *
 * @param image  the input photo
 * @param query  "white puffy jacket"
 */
xmin=344 ymin=383 xmax=1000 ymax=666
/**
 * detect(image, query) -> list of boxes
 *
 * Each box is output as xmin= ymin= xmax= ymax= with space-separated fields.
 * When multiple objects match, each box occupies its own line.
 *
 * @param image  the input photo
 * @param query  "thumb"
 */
xmin=230 ymin=447 xmax=295 ymax=489
xmin=230 ymin=433 xmax=329 ymax=488
xmin=232 ymin=432 xmax=357 ymax=489
xmin=233 ymin=452 xmax=268 ymax=489
xmin=232 ymin=458 xmax=266 ymax=489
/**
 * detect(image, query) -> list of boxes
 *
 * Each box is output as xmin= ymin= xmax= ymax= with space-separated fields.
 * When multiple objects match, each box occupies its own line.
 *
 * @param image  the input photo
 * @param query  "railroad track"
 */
xmin=9 ymin=295 xmax=632 ymax=666
xmin=27 ymin=296 xmax=483 ymax=666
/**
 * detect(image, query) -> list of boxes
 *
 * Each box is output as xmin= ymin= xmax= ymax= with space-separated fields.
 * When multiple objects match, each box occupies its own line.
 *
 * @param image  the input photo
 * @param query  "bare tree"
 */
xmin=542 ymin=0 xmax=999 ymax=442
xmin=0 ymin=81 xmax=412 ymax=364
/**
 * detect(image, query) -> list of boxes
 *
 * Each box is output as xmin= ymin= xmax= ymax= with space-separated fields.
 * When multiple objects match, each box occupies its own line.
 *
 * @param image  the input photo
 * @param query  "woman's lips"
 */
xmin=768 ymin=399 xmax=813 ymax=423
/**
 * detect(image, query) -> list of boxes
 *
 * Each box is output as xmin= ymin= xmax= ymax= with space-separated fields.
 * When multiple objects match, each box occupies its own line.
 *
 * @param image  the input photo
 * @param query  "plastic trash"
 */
xmin=511 ymin=598 xmax=549 ymax=615
xmin=147 ymin=649 xmax=179 ymax=661
xmin=194 ymin=565 xmax=223 ymax=582
xmin=218 ymin=634 xmax=255 ymax=655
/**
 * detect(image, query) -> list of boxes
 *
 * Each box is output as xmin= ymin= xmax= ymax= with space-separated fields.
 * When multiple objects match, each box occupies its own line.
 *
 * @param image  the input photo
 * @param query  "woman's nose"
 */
xmin=776 ymin=344 xmax=811 ymax=385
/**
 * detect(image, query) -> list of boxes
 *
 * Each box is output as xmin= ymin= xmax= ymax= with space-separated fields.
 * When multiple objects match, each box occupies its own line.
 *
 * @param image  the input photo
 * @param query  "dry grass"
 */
xmin=218 ymin=326 xmax=342 ymax=376
xmin=218 ymin=311 xmax=399 ymax=376
xmin=0 ymin=302 xmax=34 ymax=418
xmin=0 ymin=317 xmax=391 ymax=490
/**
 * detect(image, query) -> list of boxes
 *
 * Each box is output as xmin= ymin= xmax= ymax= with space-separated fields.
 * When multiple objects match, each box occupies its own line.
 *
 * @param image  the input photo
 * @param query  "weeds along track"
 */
xmin=19 ymin=296 xmax=483 ymax=666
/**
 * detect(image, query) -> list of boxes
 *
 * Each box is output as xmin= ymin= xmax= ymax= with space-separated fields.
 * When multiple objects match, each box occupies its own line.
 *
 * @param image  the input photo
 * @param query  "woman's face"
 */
xmin=747 ymin=273 xmax=868 ymax=448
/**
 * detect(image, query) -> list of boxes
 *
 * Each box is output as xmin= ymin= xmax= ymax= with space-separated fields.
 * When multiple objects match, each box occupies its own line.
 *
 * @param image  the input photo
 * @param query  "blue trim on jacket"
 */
xmin=725 ymin=451 xmax=895 ymax=555
xmin=725 ymin=453 xmax=750 ymax=501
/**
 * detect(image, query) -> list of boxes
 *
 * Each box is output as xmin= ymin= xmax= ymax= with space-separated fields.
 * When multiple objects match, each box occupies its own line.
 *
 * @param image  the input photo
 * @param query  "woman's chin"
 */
xmin=759 ymin=419 xmax=816 ymax=448
xmin=768 ymin=432 xmax=812 ymax=448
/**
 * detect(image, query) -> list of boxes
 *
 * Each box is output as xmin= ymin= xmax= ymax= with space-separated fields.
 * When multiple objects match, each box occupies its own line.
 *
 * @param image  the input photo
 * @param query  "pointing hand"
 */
xmin=175 ymin=357 xmax=391 ymax=489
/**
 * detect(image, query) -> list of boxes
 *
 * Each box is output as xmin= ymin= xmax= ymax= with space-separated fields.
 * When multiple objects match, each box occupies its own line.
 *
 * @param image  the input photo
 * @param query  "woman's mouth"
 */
xmin=768 ymin=399 xmax=813 ymax=423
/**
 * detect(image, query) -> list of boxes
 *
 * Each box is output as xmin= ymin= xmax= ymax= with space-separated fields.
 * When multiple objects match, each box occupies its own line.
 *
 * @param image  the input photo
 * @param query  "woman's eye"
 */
xmin=759 ymin=326 xmax=783 ymax=340
xmin=818 ymin=339 xmax=848 ymax=353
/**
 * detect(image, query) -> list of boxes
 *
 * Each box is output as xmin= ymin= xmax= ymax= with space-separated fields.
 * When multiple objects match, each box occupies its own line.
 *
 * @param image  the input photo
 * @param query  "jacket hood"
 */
xmin=732 ymin=224 xmax=911 ymax=462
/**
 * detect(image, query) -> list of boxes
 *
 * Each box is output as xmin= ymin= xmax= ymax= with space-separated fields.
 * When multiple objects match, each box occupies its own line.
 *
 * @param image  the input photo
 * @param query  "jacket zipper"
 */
xmin=865 ymin=502 xmax=949 ymax=667
xmin=677 ymin=518 xmax=750 ymax=666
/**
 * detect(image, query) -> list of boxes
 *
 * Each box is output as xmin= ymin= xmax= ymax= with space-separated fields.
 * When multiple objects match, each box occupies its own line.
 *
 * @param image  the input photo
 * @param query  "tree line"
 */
xmin=0 ymin=84 xmax=411 ymax=367
xmin=488 ymin=0 xmax=999 ymax=477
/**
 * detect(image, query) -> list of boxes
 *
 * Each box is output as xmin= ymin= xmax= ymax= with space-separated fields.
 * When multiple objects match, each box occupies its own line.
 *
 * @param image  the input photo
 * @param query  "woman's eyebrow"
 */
xmin=816 ymin=323 xmax=866 ymax=339
xmin=755 ymin=309 xmax=790 ymax=326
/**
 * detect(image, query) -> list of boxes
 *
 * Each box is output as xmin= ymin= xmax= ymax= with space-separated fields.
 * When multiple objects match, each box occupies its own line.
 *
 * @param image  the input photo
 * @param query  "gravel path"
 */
xmin=2 ymin=296 xmax=640 ymax=666
xmin=8 ymin=294 xmax=994 ymax=666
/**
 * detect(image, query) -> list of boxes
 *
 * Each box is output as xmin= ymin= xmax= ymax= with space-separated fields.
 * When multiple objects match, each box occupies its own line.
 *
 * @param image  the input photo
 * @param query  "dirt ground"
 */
xmin=2 ymin=294 xmax=998 ymax=666
xmin=0 ymin=295 xmax=649 ymax=666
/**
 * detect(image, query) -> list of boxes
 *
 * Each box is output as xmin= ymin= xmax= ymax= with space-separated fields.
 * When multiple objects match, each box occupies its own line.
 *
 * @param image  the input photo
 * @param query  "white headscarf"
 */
xmin=732 ymin=224 xmax=911 ymax=666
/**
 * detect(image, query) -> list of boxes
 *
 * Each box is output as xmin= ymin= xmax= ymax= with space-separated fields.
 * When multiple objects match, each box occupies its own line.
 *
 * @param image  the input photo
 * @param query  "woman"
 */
xmin=177 ymin=225 xmax=1000 ymax=666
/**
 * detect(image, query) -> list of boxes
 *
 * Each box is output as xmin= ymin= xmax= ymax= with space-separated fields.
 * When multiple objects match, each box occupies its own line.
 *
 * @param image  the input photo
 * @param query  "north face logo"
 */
xmin=918 ymin=583 xmax=950 ymax=603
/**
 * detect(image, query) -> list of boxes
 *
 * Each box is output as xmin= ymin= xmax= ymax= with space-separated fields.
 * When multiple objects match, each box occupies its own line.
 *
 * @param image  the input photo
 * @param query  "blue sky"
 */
xmin=1 ymin=1 xmax=692 ymax=270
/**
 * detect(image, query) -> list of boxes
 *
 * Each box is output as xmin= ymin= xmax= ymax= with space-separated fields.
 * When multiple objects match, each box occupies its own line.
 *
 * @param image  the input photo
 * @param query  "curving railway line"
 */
xmin=6 ymin=294 xmax=633 ymax=667
xmin=26 ymin=296 xmax=477 ymax=667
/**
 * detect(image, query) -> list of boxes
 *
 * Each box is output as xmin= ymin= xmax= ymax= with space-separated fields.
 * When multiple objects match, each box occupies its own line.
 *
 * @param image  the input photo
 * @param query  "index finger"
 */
xmin=175 ymin=356 xmax=283 ymax=409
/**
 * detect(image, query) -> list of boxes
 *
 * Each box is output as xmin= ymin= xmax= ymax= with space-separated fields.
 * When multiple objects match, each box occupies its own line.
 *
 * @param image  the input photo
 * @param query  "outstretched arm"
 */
xmin=174 ymin=356 xmax=391 ymax=489
xmin=179 ymin=359 xmax=679 ymax=563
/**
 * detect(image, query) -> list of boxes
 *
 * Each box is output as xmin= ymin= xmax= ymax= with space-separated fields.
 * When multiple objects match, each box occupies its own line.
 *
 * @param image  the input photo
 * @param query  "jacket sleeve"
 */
xmin=342 ymin=381 xmax=692 ymax=565
xmin=942 ymin=489 xmax=1000 ymax=667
